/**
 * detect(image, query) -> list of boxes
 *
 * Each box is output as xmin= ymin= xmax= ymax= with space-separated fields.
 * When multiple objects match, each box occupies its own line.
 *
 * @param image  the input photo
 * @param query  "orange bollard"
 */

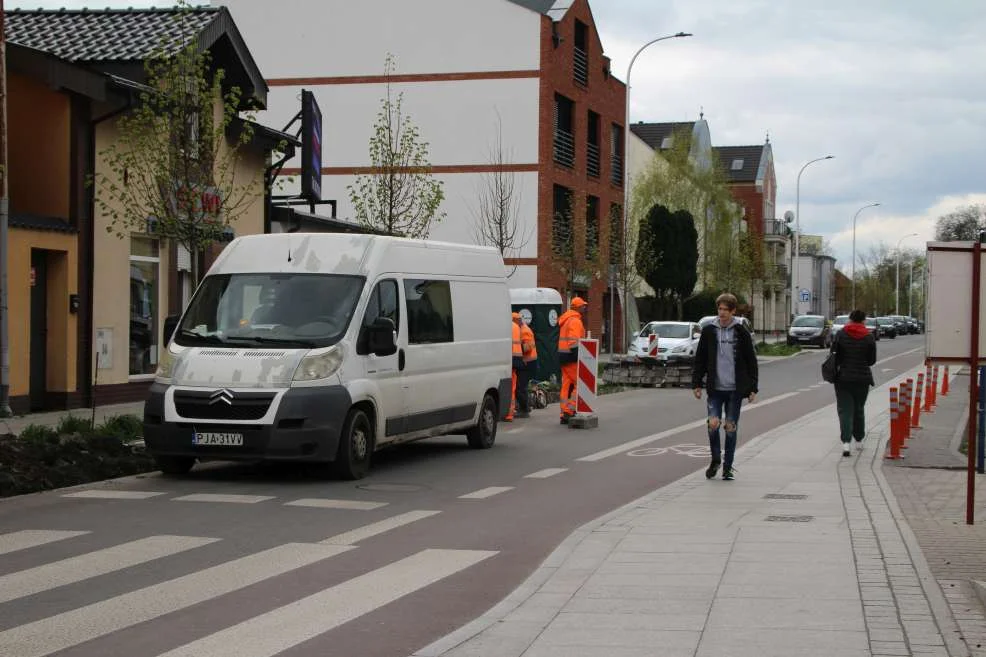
xmin=942 ymin=366 xmax=950 ymax=396
xmin=930 ymin=366 xmax=939 ymax=408
xmin=911 ymin=372 xmax=924 ymax=429
xmin=900 ymin=380 xmax=912 ymax=445
xmin=886 ymin=386 xmax=902 ymax=460
xmin=924 ymin=365 xmax=934 ymax=413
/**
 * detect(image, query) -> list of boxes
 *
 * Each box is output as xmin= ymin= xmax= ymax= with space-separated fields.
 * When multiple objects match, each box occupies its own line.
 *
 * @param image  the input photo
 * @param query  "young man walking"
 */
xmin=691 ymin=293 xmax=759 ymax=480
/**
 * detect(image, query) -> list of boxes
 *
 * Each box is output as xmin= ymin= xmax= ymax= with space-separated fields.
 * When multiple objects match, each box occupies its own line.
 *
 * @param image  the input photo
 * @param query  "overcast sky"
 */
xmin=11 ymin=0 xmax=985 ymax=270
xmin=593 ymin=0 xmax=986 ymax=268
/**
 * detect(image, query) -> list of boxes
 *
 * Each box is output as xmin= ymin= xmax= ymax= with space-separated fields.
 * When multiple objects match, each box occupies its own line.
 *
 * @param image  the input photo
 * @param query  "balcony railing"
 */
xmin=554 ymin=130 xmax=575 ymax=168
xmin=574 ymin=47 xmax=589 ymax=87
xmin=587 ymin=143 xmax=600 ymax=178
xmin=764 ymin=219 xmax=791 ymax=237
xmin=610 ymin=155 xmax=623 ymax=186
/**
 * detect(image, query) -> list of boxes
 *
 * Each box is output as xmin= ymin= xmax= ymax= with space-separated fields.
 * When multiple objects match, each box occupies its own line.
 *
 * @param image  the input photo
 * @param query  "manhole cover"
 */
xmin=356 ymin=483 xmax=427 ymax=493
xmin=765 ymin=515 xmax=814 ymax=522
xmin=763 ymin=494 xmax=808 ymax=500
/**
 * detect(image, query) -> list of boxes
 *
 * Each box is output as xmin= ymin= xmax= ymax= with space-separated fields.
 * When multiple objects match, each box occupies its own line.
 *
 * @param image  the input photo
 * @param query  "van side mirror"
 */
xmin=163 ymin=315 xmax=180 ymax=345
xmin=368 ymin=317 xmax=398 ymax=356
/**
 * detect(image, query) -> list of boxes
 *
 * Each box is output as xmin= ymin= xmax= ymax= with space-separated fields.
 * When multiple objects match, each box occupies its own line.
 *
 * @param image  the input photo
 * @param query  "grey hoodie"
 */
xmin=714 ymin=317 xmax=741 ymax=391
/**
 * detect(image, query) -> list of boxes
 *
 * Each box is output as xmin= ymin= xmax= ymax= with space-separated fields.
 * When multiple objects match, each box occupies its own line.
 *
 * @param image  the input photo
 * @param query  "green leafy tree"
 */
xmin=636 ymin=204 xmax=697 ymax=319
xmin=935 ymin=204 xmax=986 ymax=241
xmin=348 ymin=54 xmax=445 ymax=237
xmin=92 ymin=3 xmax=261 ymax=284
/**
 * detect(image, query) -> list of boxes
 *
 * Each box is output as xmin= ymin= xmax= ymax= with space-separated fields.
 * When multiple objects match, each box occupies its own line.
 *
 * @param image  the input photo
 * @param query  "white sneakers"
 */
xmin=842 ymin=443 xmax=851 ymax=457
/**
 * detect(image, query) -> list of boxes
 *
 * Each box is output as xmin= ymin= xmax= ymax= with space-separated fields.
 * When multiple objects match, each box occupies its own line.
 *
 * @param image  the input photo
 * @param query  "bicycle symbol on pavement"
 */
xmin=628 ymin=443 xmax=710 ymax=458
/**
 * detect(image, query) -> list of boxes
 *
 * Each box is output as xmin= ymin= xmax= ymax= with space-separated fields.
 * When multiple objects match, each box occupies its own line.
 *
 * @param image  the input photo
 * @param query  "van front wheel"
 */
xmin=466 ymin=393 xmax=498 ymax=449
xmin=334 ymin=409 xmax=373 ymax=480
xmin=155 ymin=455 xmax=195 ymax=476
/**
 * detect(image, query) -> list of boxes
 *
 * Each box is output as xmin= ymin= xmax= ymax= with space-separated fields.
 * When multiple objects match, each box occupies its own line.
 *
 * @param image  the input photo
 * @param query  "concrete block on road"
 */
xmin=568 ymin=415 xmax=598 ymax=429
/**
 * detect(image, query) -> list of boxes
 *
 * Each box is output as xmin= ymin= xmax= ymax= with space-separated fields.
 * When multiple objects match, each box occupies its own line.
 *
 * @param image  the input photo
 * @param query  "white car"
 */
xmin=831 ymin=315 xmax=850 ymax=335
xmin=628 ymin=321 xmax=701 ymax=362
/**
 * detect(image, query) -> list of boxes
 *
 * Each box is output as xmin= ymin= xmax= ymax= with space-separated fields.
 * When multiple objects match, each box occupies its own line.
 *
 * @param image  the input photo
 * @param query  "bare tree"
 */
xmin=472 ymin=111 xmax=529 ymax=275
xmin=347 ymin=53 xmax=445 ymax=238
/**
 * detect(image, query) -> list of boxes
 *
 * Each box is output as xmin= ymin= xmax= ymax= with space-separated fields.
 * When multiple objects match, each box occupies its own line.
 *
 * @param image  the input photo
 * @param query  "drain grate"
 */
xmin=765 ymin=515 xmax=814 ymax=522
xmin=763 ymin=493 xmax=808 ymax=500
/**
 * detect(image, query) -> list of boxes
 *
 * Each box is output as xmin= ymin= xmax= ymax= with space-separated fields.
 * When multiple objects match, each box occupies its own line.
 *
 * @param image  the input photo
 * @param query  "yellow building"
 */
xmin=4 ymin=7 xmax=290 ymax=412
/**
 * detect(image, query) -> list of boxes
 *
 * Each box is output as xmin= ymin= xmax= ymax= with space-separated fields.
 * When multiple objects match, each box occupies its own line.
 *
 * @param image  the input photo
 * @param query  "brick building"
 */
xmin=218 ymin=0 xmax=629 ymax=349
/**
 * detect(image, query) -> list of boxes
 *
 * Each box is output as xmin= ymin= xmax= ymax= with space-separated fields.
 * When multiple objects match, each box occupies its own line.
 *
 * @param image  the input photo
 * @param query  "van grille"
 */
xmin=174 ymin=390 xmax=275 ymax=421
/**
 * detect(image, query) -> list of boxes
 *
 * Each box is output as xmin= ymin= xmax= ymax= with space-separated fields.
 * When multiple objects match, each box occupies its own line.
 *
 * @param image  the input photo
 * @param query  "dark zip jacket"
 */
xmin=832 ymin=322 xmax=876 ymax=386
xmin=691 ymin=320 xmax=759 ymax=396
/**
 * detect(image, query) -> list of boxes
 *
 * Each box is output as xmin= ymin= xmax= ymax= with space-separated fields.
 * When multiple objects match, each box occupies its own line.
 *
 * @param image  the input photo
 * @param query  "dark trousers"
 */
xmin=706 ymin=389 xmax=744 ymax=469
xmin=516 ymin=361 xmax=534 ymax=412
xmin=835 ymin=382 xmax=870 ymax=443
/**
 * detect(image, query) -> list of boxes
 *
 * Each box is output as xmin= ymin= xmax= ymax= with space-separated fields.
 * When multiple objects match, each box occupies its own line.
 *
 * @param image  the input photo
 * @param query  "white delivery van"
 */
xmin=143 ymin=233 xmax=512 ymax=479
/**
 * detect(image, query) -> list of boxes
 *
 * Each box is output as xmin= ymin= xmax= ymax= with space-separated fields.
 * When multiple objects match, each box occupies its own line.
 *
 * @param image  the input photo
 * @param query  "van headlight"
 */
xmin=155 ymin=348 xmax=176 ymax=380
xmin=293 ymin=345 xmax=344 ymax=381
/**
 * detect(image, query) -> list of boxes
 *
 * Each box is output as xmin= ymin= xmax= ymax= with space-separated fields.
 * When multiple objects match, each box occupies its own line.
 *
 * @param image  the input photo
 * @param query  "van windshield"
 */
xmin=175 ymin=273 xmax=365 ymax=349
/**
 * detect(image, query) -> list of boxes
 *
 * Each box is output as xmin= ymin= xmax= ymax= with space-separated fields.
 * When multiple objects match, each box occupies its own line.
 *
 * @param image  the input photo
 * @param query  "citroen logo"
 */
xmin=209 ymin=389 xmax=234 ymax=406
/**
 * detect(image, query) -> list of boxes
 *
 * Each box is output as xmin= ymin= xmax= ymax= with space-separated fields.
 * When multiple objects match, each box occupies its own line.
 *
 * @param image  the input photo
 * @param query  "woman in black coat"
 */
xmin=832 ymin=309 xmax=877 ymax=456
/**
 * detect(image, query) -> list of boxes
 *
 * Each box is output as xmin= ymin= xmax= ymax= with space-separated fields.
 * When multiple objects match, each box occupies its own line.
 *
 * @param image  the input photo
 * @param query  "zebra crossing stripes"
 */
xmin=0 ymin=530 xmax=89 ymax=556
xmin=525 ymin=468 xmax=568 ymax=479
xmin=319 ymin=510 xmax=441 ymax=546
xmin=459 ymin=486 xmax=513 ymax=499
xmin=156 ymin=549 xmax=497 ymax=657
xmin=0 ymin=535 xmax=218 ymax=604
xmin=172 ymin=493 xmax=275 ymax=504
xmin=62 ymin=490 xmax=166 ymax=500
xmin=0 ymin=542 xmax=354 ymax=657
xmin=284 ymin=498 xmax=387 ymax=510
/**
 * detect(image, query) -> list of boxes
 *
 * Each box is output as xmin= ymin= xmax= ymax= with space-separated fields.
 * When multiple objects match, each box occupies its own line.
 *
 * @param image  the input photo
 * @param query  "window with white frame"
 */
xmin=129 ymin=236 xmax=160 ymax=376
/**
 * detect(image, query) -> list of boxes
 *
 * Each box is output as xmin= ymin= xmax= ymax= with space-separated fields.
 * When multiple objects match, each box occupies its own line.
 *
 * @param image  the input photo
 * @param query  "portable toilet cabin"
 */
xmin=509 ymin=287 xmax=563 ymax=384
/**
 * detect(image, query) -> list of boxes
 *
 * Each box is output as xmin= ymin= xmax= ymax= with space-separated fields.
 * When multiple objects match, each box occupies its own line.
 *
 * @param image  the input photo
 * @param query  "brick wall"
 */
xmin=535 ymin=0 xmax=627 ymax=350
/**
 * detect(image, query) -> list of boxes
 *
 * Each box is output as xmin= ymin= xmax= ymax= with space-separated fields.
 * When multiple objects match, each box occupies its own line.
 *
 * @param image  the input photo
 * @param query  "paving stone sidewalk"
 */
xmin=414 ymin=368 xmax=979 ymax=657
xmin=883 ymin=367 xmax=986 ymax=657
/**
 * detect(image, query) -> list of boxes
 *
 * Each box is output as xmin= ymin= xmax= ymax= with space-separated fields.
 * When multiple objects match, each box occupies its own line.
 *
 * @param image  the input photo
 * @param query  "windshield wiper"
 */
xmin=231 ymin=336 xmax=319 ymax=348
xmin=177 ymin=329 xmax=227 ymax=344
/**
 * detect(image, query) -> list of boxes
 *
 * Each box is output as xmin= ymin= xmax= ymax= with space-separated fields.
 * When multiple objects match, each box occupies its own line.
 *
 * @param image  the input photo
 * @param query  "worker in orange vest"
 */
xmin=515 ymin=315 xmax=538 ymax=418
xmin=507 ymin=312 xmax=524 ymax=421
xmin=558 ymin=296 xmax=587 ymax=424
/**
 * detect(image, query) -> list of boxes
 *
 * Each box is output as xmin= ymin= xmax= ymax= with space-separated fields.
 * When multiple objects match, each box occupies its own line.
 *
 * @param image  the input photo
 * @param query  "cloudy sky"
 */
xmin=10 ymin=0 xmax=985 ymax=270
xmin=592 ymin=0 xmax=986 ymax=268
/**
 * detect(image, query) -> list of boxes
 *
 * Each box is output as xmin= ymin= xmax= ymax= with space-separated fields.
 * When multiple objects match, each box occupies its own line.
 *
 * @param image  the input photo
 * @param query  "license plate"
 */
xmin=193 ymin=432 xmax=244 ymax=446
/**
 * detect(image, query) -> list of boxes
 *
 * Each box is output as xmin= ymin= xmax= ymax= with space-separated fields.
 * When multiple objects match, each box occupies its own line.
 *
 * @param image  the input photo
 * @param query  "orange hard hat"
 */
xmin=571 ymin=297 xmax=587 ymax=309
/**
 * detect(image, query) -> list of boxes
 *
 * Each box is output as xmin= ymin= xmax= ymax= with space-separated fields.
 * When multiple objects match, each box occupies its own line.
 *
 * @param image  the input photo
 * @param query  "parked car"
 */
xmin=787 ymin=314 xmax=832 ymax=348
xmin=876 ymin=317 xmax=897 ymax=339
xmin=864 ymin=316 xmax=881 ymax=340
xmin=628 ymin=321 xmax=701 ymax=362
xmin=831 ymin=315 xmax=850 ymax=336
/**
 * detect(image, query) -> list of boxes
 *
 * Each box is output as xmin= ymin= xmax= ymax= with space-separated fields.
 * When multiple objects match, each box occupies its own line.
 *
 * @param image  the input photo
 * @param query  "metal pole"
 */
xmin=851 ymin=202 xmax=879 ymax=310
xmin=978 ymin=365 xmax=984 ymax=475
xmin=895 ymin=233 xmax=917 ymax=316
xmin=0 ymin=0 xmax=12 ymax=417
xmin=908 ymin=258 xmax=913 ymax=317
xmin=791 ymin=155 xmax=834 ymax=319
xmin=622 ymin=32 xmax=691 ymax=352
xmin=968 ymin=238 xmax=981 ymax=525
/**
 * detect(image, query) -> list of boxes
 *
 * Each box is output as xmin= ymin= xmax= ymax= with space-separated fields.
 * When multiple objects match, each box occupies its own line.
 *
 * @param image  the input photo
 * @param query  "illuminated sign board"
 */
xmin=301 ymin=89 xmax=323 ymax=202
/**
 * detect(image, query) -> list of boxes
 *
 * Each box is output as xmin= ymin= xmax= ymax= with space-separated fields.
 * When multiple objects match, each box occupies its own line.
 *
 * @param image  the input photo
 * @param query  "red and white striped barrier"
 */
xmin=576 ymin=338 xmax=599 ymax=415
xmin=647 ymin=334 xmax=659 ymax=358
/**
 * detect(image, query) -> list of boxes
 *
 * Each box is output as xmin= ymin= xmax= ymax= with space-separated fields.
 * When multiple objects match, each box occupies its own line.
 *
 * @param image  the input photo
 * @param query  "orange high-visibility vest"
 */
xmin=521 ymin=323 xmax=537 ymax=362
xmin=557 ymin=310 xmax=584 ymax=355
xmin=512 ymin=322 xmax=523 ymax=357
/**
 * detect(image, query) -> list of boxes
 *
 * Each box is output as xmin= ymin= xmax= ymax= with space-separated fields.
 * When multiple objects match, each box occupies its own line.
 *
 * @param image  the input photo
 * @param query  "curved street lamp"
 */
xmin=851 ymin=202 xmax=880 ymax=309
xmin=791 ymin=155 xmax=834 ymax=318
xmin=895 ymin=232 xmax=918 ymax=315
xmin=621 ymin=31 xmax=692 ymax=350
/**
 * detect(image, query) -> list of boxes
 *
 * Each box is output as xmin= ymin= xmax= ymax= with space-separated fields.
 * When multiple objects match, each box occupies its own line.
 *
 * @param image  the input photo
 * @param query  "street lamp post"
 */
xmin=621 ymin=31 xmax=691 ymax=351
xmin=895 ymin=232 xmax=918 ymax=315
xmin=851 ymin=202 xmax=880 ymax=310
xmin=792 ymin=155 xmax=834 ymax=319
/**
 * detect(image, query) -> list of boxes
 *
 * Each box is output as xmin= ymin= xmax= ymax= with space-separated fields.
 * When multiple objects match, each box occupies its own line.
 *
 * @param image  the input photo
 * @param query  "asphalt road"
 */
xmin=0 ymin=334 xmax=926 ymax=657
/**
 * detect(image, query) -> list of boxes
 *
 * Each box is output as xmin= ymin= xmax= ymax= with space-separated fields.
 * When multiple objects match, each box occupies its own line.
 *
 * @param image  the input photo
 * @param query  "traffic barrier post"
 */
xmin=942 ymin=365 xmax=950 ymax=396
xmin=570 ymin=338 xmax=599 ymax=429
xmin=886 ymin=386 xmax=902 ymax=460
xmin=901 ymin=380 xmax=912 ymax=445
xmin=930 ymin=366 xmax=939 ymax=408
xmin=912 ymin=372 xmax=924 ymax=428
xmin=924 ymin=365 xmax=934 ymax=413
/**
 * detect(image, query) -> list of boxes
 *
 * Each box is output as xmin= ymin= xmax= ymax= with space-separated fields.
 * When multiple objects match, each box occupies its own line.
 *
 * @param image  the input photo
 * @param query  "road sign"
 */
xmin=800 ymin=289 xmax=810 ymax=303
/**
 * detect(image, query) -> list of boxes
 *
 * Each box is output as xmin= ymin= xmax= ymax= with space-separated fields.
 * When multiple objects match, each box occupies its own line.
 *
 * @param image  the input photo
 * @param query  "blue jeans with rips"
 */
xmin=706 ymin=389 xmax=744 ymax=470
